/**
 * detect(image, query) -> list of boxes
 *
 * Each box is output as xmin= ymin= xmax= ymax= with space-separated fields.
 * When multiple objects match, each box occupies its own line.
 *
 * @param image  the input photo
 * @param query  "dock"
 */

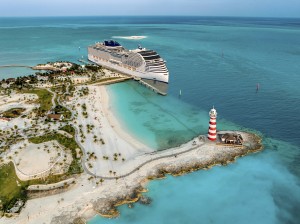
xmin=137 ymin=78 xmax=167 ymax=95
xmin=93 ymin=77 xmax=133 ymax=86
xmin=78 ymin=59 xmax=90 ymax=64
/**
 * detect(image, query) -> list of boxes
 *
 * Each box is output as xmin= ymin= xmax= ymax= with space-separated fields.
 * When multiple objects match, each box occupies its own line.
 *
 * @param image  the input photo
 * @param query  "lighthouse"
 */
xmin=208 ymin=106 xmax=217 ymax=141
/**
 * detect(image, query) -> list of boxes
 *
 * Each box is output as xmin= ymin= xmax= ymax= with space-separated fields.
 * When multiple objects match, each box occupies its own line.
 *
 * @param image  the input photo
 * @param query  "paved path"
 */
xmin=86 ymin=142 xmax=204 ymax=180
xmin=62 ymin=98 xmax=204 ymax=180
xmin=72 ymin=115 xmax=204 ymax=180
xmin=46 ymin=88 xmax=56 ymax=109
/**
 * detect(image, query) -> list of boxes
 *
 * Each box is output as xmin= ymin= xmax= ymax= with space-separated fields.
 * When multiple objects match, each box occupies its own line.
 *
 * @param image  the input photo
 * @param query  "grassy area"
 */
xmin=0 ymin=132 xmax=82 ymax=212
xmin=1 ymin=108 xmax=26 ymax=118
xmin=29 ymin=132 xmax=82 ymax=174
xmin=22 ymin=89 xmax=53 ymax=115
xmin=0 ymin=162 xmax=27 ymax=212
xmin=59 ymin=125 xmax=75 ymax=136
xmin=0 ymin=163 xmax=69 ymax=212
xmin=62 ymin=106 xmax=72 ymax=119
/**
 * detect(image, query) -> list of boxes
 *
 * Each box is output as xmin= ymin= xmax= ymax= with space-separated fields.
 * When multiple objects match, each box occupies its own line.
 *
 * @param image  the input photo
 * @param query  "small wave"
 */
xmin=112 ymin=36 xmax=147 ymax=40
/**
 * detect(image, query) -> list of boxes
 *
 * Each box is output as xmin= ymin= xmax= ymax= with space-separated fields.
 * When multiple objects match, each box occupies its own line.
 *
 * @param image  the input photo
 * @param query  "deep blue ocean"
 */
xmin=0 ymin=16 xmax=300 ymax=224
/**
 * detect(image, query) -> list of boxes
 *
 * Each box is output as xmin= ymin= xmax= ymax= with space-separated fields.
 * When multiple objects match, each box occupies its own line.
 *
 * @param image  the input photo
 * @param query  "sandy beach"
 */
xmin=0 ymin=85 xmax=263 ymax=224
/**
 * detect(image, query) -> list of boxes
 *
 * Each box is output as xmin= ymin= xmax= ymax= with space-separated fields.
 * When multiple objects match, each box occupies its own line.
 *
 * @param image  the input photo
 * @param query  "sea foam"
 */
xmin=112 ymin=36 xmax=147 ymax=40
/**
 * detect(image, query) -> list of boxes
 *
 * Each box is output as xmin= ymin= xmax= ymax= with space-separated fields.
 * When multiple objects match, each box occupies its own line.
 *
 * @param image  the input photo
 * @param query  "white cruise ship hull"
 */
xmin=88 ymin=54 xmax=169 ymax=83
xmin=88 ymin=40 xmax=169 ymax=94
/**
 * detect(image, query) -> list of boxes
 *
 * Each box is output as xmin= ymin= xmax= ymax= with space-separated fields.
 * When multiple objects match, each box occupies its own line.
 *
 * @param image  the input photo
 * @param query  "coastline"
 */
xmin=1 ymin=16 xmax=300 ymax=224
xmin=99 ymin=85 xmax=151 ymax=151
xmin=0 ymin=84 xmax=263 ymax=224
xmin=85 ymin=130 xmax=263 ymax=221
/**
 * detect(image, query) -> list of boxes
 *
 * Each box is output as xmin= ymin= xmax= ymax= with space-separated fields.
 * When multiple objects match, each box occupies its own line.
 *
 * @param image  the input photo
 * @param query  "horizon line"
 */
xmin=0 ymin=15 xmax=299 ymax=19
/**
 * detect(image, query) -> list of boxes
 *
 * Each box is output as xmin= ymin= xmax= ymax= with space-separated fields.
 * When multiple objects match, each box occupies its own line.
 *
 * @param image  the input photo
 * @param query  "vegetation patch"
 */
xmin=0 ymin=163 xmax=74 ymax=213
xmin=85 ymin=64 xmax=102 ymax=72
xmin=1 ymin=108 xmax=26 ymax=118
xmin=59 ymin=125 xmax=75 ymax=136
xmin=0 ymin=162 xmax=27 ymax=212
xmin=21 ymin=89 xmax=53 ymax=115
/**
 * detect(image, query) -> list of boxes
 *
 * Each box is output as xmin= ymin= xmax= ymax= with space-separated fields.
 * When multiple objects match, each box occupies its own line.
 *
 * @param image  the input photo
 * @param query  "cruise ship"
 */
xmin=88 ymin=40 xmax=169 ymax=95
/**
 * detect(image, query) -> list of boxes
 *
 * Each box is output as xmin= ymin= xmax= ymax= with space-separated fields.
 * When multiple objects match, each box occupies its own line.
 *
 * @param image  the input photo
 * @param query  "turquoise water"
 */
xmin=89 ymin=148 xmax=300 ymax=224
xmin=0 ymin=17 xmax=300 ymax=223
xmin=107 ymin=81 xmax=210 ymax=150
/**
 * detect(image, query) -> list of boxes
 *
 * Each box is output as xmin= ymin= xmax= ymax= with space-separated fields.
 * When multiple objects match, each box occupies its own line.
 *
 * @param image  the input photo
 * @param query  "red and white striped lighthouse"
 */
xmin=208 ymin=106 xmax=217 ymax=141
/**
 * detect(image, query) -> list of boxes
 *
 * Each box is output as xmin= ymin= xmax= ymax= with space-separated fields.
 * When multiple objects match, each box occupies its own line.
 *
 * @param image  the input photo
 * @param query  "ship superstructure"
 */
xmin=88 ymin=40 xmax=169 ymax=94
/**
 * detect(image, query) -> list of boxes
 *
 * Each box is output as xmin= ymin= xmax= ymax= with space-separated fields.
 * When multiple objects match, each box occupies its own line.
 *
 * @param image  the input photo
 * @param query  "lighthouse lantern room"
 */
xmin=208 ymin=106 xmax=217 ymax=141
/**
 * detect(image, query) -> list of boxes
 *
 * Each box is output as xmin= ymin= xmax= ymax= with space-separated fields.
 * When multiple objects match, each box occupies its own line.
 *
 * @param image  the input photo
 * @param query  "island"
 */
xmin=0 ymin=62 xmax=263 ymax=224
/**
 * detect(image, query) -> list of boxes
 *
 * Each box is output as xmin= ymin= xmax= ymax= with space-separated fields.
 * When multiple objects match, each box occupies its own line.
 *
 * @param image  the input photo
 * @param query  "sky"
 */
xmin=0 ymin=0 xmax=300 ymax=17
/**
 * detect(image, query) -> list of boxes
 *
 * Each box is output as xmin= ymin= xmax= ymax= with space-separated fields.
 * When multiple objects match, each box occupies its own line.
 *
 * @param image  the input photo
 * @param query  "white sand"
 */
xmin=4 ymin=140 xmax=72 ymax=181
xmin=0 ymin=93 xmax=38 ymax=115
xmin=67 ymin=85 xmax=153 ymax=178
xmin=0 ymin=93 xmax=37 ymax=107
xmin=0 ymin=93 xmax=39 ymax=131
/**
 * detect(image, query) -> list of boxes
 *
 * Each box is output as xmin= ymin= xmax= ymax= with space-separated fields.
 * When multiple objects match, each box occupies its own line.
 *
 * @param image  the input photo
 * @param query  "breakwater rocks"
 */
xmin=153 ymin=132 xmax=262 ymax=178
xmin=91 ymin=185 xmax=146 ymax=218
xmin=66 ymin=131 xmax=263 ymax=223
xmin=85 ymin=187 xmax=152 ymax=220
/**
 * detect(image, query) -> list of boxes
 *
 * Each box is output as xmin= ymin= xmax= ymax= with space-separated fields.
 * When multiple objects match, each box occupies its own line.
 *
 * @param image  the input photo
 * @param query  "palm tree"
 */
xmin=100 ymin=179 xmax=104 ymax=185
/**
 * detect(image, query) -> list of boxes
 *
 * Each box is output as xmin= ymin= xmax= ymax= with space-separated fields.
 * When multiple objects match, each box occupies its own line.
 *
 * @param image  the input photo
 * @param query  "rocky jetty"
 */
xmin=66 ymin=131 xmax=262 ymax=223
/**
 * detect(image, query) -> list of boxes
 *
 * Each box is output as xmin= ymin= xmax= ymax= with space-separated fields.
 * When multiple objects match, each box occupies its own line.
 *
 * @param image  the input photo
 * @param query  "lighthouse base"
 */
xmin=208 ymin=136 xmax=217 ymax=141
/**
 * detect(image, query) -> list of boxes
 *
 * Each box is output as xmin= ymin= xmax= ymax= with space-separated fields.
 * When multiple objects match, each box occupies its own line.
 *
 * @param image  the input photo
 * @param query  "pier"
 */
xmin=0 ymin=64 xmax=33 ymax=69
xmin=77 ymin=59 xmax=90 ymax=64
xmin=94 ymin=77 xmax=133 ymax=86
xmin=137 ymin=78 xmax=167 ymax=95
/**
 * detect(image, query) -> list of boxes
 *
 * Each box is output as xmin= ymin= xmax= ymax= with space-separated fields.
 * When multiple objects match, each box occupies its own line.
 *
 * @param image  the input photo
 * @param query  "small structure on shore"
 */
xmin=71 ymin=76 xmax=90 ymax=84
xmin=37 ymin=75 xmax=49 ymax=82
xmin=208 ymin=106 xmax=217 ymax=141
xmin=0 ymin=117 xmax=11 ymax=122
xmin=6 ymin=78 xmax=16 ymax=84
xmin=47 ymin=114 xmax=64 ymax=121
xmin=220 ymin=133 xmax=243 ymax=145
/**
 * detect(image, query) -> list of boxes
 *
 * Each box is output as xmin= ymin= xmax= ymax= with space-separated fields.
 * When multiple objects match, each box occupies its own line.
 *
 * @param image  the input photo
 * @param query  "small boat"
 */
xmin=256 ymin=83 xmax=260 ymax=92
